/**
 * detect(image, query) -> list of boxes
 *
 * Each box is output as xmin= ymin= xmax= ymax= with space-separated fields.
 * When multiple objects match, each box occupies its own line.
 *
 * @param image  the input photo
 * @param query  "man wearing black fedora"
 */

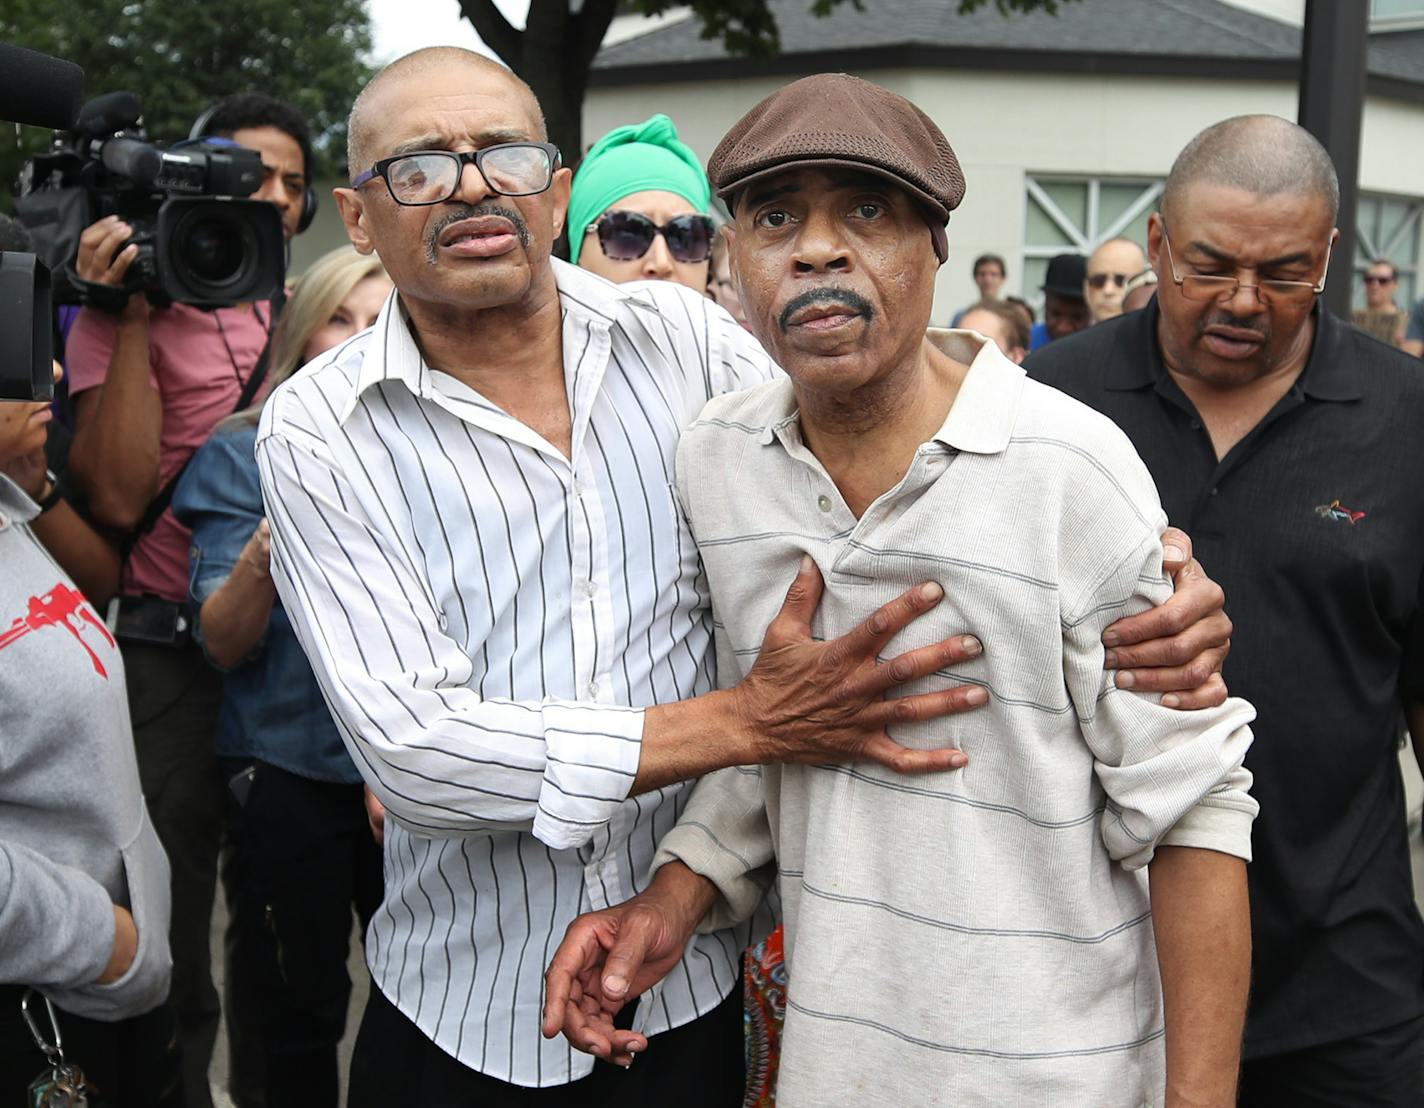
xmin=1029 ymin=251 xmax=1091 ymax=351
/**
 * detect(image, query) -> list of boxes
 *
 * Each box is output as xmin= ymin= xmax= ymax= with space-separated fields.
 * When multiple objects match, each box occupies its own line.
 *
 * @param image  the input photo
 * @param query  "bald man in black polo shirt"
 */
xmin=1029 ymin=115 xmax=1424 ymax=1106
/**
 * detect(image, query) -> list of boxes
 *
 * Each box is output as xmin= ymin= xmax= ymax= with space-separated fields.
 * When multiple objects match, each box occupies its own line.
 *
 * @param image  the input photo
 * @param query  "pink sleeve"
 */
xmin=64 ymin=307 xmax=159 ymax=396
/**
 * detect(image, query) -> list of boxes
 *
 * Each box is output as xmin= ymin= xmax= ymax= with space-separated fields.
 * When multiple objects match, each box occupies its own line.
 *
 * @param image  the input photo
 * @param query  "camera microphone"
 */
xmin=74 ymin=90 xmax=144 ymax=137
xmin=0 ymin=43 xmax=85 ymax=130
xmin=99 ymin=137 xmax=163 ymax=186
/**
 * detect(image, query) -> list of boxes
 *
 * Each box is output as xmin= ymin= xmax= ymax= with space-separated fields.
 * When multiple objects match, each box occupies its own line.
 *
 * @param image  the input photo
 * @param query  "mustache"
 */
xmin=424 ymin=203 xmax=531 ymax=265
xmin=778 ymin=286 xmax=874 ymax=331
xmin=1197 ymin=312 xmax=1267 ymax=339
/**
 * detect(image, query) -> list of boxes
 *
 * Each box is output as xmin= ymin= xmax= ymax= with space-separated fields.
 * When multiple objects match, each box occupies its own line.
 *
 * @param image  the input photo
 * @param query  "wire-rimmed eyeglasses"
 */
xmin=351 ymin=142 xmax=561 ymax=206
xmin=1161 ymin=227 xmax=1331 ymax=305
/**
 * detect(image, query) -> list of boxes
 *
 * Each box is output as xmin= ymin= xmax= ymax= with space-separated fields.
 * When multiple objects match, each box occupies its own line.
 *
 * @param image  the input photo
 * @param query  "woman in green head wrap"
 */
xmin=570 ymin=114 xmax=715 ymax=293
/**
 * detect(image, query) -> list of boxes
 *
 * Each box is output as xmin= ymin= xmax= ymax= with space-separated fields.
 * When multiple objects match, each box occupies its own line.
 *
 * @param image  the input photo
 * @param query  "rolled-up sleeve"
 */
xmin=652 ymin=764 xmax=777 ymax=932
xmin=256 ymin=412 xmax=643 ymax=850
xmin=1063 ymin=528 xmax=1258 ymax=871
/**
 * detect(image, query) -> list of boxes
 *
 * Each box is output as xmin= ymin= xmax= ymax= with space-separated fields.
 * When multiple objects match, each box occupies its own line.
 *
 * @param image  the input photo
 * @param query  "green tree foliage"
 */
xmin=1 ymin=0 xmax=374 ymax=211
xmin=459 ymin=0 xmax=1075 ymax=163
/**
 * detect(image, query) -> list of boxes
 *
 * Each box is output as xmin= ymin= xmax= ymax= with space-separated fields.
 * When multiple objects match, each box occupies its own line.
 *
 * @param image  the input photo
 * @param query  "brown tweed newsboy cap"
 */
xmin=707 ymin=73 xmax=966 ymax=223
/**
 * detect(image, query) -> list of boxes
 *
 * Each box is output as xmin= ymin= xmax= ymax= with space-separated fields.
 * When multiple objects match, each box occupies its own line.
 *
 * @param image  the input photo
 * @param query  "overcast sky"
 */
xmin=367 ymin=0 xmax=530 ymax=63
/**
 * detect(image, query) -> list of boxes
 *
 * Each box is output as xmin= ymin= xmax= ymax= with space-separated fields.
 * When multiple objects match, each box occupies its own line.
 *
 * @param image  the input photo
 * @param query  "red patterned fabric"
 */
xmin=743 ymin=924 xmax=787 ymax=1107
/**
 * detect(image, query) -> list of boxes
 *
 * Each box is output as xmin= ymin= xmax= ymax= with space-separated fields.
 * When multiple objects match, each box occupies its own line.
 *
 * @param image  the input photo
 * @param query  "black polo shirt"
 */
xmin=1026 ymin=302 xmax=1424 ymax=1057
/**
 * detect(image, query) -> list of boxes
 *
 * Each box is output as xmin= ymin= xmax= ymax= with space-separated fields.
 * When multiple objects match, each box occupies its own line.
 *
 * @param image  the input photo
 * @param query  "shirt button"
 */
xmin=587 ymin=680 xmax=599 ymax=697
xmin=1209 ymin=487 xmax=1220 ymax=497
xmin=580 ymin=579 xmax=596 ymax=597
xmin=1190 ymin=419 xmax=1203 ymax=431
xmin=817 ymin=494 xmax=833 ymax=512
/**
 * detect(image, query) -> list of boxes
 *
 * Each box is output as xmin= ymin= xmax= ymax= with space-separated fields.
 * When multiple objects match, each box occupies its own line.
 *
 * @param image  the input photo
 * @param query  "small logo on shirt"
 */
xmin=1315 ymin=499 xmax=1367 ymax=525
xmin=0 ymin=582 xmax=116 ymax=679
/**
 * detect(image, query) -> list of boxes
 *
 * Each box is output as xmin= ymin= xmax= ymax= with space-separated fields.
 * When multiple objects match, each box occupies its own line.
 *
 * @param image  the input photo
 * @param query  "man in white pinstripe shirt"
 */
xmin=260 ymin=51 xmax=1235 ymax=1106
xmin=546 ymin=76 xmax=1256 ymax=1107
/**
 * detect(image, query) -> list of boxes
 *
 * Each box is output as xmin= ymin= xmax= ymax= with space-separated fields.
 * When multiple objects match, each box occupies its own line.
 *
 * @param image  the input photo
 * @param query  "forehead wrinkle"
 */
xmin=348 ymin=52 xmax=545 ymax=171
xmin=1185 ymin=239 xmax=1313 ymax=269
xmin=385 ymin=127 xmax=531 ymax=159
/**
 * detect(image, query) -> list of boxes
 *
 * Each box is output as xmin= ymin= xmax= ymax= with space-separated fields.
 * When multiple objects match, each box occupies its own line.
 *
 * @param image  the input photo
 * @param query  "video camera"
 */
xmin=15 ymin=90 xmax=285 ymax=309
xmin=0 ymin=41 xmax=83 ymax=402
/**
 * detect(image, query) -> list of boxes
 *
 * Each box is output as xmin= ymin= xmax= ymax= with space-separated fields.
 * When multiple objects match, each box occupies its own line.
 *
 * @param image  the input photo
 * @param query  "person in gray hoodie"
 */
xmin=0 ymin=372 xmax=179 ymax=1104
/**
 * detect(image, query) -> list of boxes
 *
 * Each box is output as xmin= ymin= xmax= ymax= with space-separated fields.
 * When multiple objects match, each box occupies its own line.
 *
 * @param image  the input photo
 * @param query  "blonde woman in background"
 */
xmin=172 ymin=247 xmax=392 ymax=1108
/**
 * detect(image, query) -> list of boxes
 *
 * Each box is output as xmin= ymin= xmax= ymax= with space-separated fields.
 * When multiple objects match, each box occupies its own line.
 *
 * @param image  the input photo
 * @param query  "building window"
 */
xmin=1354 ymin=192 xmax=1422 ymax=310
xmin=1025 ymin=176 xmax=1424 ymax=313
xmin=1371 ymin=0 xmax=1424 ymax=30
xmin=1022 ymin=176 xmax=1162 ymax=303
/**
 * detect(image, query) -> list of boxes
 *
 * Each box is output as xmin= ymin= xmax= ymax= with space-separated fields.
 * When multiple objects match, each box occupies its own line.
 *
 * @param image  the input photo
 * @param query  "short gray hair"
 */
xmin=1162 ymin=114 xmax=1339 ymax=225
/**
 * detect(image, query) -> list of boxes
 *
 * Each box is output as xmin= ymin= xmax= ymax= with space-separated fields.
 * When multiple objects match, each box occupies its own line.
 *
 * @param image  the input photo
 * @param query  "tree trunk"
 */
xmin=457 ymin=0 xmax=620 ymax=170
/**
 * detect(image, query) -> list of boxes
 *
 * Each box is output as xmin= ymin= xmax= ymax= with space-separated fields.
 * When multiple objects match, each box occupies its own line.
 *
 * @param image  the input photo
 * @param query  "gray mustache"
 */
xmin=425 ymin=204 xmax=531 ymax=264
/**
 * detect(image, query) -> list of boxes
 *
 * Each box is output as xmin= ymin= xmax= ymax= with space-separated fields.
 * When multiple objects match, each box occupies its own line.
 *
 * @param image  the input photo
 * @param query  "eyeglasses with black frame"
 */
xmin=351 ymin=142 xmax=561 ymax=206
xmin=1161 ymin=226 xmax=1332 ymax=305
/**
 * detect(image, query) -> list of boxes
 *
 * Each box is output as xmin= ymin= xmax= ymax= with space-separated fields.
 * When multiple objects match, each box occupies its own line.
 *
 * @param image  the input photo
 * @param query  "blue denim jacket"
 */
xmin=172 ymin=423 xmax=361 ymax=784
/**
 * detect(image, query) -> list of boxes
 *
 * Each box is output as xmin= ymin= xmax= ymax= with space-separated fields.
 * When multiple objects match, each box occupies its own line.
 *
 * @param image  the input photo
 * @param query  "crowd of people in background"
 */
xmin=950 ymin=222 xmax=1424 ymax=365
xmin=3 ymin=42 xmax=1424 ymax=1108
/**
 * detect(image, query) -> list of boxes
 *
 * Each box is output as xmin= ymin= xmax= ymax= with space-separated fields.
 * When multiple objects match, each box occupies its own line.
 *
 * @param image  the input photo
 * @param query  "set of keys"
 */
xmin=22 ymin=990 xmax=92 ymax=1107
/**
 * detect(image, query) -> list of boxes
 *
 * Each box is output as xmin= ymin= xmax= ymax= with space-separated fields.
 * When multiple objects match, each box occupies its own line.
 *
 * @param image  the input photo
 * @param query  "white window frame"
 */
xmin=1022 ymin=175 xmax=1163 ymax=306
xmin=1353 ymin=191 xmax=1423 ymax=310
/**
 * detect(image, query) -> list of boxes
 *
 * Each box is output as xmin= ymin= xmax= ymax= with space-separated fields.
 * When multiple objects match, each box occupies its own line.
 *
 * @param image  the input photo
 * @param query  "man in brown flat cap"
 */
xmin=544 ymin=73 xmax=1257 ymax=1107
xmin=267 ymin=48 xmax=1230 ymax=1105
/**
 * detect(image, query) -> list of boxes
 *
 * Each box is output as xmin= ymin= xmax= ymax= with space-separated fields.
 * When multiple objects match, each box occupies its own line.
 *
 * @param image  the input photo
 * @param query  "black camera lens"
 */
xmin=156 ymin=197 xmax=284 ymax=305
xmin=182 ymin=215 xmax=250 ymax=286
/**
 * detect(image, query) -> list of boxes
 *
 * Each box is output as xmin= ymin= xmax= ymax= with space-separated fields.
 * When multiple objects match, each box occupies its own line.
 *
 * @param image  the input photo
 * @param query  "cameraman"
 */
xmin=0 ymin=377 xmax=179 ymax=1106
xmin=64 ymin=92 xmax=313 ymax=1108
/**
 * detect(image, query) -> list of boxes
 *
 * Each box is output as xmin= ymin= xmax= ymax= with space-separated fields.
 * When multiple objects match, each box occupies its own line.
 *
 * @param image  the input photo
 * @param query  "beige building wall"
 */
xmin=587 ymin=68 xmax=1424 ymax=322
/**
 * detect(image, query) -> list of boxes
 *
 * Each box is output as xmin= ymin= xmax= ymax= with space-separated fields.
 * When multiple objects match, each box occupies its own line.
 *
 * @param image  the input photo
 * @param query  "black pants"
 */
xmin=1239 ymin=1014 xmax=1424 ymax=1107
xmin=0 ymin=986 xmax=183 ymax=1107
xmin=122 ymin=639 xmax=227 ymax=1108
xmin=221 ymin=760 xmax=383 ymax=1108
xmin=348 ymin=976 xmax=746 ymax=1108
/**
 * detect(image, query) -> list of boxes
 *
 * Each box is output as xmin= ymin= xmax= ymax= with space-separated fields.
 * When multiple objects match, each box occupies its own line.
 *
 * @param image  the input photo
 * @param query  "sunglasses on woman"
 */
xmin=590 ymin=211 xmax=715 ymax=264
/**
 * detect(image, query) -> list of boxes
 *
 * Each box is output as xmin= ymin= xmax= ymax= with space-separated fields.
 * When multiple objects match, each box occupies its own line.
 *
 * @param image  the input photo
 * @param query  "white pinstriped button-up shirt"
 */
xmin=256 ymin=260 xmax=778 ymax=1086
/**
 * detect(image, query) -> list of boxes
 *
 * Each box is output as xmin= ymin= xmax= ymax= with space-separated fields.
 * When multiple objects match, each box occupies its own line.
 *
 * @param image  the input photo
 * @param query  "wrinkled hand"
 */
xmin=1103 ymin=527 xmax=1231 ymax=710
xmin=731 ymin=557 xmax=986 ymax=774
xmin=236 ymin=519 xmax=272 ymax=579
xmin=542 ymin=865 xmax=708 ymax=1066
xmin=97 ymin=905 xmax=138 ymax=984
xmin=76 ymin=215 xmax=141 ymax=287
xmin=364 ymin=786 xmax=385 ymax=846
